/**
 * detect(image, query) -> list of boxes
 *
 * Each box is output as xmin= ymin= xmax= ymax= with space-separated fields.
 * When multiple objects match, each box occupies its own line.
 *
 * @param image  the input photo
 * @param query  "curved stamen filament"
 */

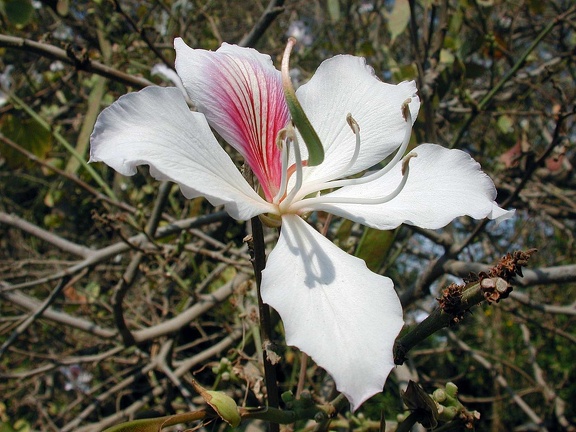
xmin=344 ymin=113 xmax=362 ymax=174
xmin=290 ymin=99 xmax=414 ymax=202
xmin=306 ymin=113 xmax=362 ymax=187
xmin=278 ymin=124 xmax=305 ymax=212
xmin=272 ymin=128 xmax=289 ymax=204
xmin=289 ymin=152 xmax=417 ymax=212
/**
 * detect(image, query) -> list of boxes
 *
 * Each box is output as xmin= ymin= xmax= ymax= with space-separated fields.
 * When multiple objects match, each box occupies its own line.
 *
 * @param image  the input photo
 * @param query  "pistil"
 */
xmin=272 ymin=128 xmax=289 ymax=204
xmin=278 ymin=123 xmax=305 ymax=213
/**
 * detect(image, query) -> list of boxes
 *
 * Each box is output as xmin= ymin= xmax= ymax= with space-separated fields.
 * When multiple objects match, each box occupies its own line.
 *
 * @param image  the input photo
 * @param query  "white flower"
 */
xmin=90 ymin=38 xmax=513 ymax=410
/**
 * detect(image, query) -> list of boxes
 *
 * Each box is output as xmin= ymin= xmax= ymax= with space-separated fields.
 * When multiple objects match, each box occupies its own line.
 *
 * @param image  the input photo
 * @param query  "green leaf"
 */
xmin=388 ymin=0 xmax=410 ymax=44
xmin=282 ymin=39 xmax=324 ymax=166
xmin=327 ymin=0 xmax=340 ymax=22
xmin=0 ymin=114 xmax=52 ymax=169
xmin=284 ymin=92 xmax=324 ymax=166
xmin=355 ymin=227 xmax=397 ymax=272
xmin=3 ymin=0 xmax=34 ymax=26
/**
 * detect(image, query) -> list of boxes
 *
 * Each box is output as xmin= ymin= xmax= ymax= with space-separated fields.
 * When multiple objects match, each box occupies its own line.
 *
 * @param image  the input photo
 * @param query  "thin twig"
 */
xmin=0 ymin=34 xmax=153 ymax=88
xmin=238 ymin=0 xmax=285 ymax=48
xmin=0 ymin=275 xmax=72 ymax=358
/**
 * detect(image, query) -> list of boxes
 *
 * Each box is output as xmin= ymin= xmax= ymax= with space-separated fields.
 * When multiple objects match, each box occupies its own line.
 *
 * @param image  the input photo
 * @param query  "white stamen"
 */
xmin=290 ymin=152 xmax=417 ymax=211
xmin=273 ymin=128 xmax=289 ymax=204
xmin=290 ymin=99 xmax=414 ymax=202
xmin=279 ymin=124 xmax=305 ymax=212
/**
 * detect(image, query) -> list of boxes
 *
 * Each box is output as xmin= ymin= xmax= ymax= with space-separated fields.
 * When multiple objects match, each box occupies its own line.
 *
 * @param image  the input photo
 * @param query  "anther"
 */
xmin=346 ymin=113 xmax=359 ymax=132
xmin=402 ymin=98 xmax=412 ymax=122
xmin=402 ymin=152 xmax=417 ymax=175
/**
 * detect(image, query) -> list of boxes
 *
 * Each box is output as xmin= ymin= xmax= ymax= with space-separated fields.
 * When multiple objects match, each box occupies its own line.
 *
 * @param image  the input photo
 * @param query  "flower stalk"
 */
xmin=248 ymin=215 xmax=280 ymax=429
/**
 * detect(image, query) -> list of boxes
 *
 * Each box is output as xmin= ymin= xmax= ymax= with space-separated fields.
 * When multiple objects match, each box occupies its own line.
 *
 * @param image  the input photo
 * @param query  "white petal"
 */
xmin=296 ymin=55 xmax=420 ymax=182
xmin=174 ymin=38 xmax=290 ymax=200
xmin=261 ymin=215 xmax=404 ymax=410
xmin=89 ymin=86 xmax=274 ymax=220
xmin=309 ymin=144 xmax=514 ymax=229
xmin=150 ymin=63 xmax=191 ymax=102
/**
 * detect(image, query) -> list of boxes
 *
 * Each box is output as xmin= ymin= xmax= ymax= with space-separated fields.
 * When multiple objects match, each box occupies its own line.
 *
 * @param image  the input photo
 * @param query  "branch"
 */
xmin=0 ymin=212 xmax=229 ymax=291
xmin=0 ymin=211 xmax=92 ymax=258
xmin=446 ymin=331 xmax=546 ymax=430
xmin=394 ymin=249 xmax=536 ymax=365
xmin=0 ymin=34 xmax=153 ymax=88
xmin=248 ymin=216 xmax=280 ymax=432
xmin=444 ymin=260 xmax=576 ymax=287
xmin=64 ymin=330 xmax=243 ymax=432
xmin=238 ymin=0 xmax=285 ymax=48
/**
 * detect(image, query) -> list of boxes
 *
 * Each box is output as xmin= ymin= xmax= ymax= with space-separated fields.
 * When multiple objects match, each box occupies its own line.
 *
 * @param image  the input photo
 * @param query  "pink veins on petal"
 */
xmin=205 ymin=52 xmax=290 ymax=201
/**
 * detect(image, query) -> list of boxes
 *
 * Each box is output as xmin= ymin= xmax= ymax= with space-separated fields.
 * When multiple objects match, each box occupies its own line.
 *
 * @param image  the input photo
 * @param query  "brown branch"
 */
xmin=446 ymin=331 xmax=547 ymax=430
xmin=248 ymin=216 xmax=280 ymax=432
xmin=394 ymin=249 xmax=536 ymax=365
xmin=0 ymin=34 xmax=153 ymax=89
xmin=0 ymin=134 xmax=136 ymax=214
xmin=0 ymin=211 xmax=92 ymax=258
xmin=112 ymin=0 xmax=173 ymax=69
xmin=238 ymin=0 xmax=285 ymax=48
xmin=0 ymin=212 xmax=229 ymax=292
xmin=62 ymin=330 xmax=242 ymax=432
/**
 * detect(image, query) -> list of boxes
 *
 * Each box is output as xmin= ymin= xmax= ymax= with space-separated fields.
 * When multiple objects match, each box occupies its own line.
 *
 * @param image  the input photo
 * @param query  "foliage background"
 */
xmin=1 ymin=0 xmax=575 ymax=431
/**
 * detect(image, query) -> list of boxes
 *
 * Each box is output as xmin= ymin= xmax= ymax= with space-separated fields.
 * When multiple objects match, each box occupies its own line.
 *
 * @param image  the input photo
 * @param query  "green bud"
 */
xmin=432 ymin=389 xmax=446 ymax=403
xmin=191 ymin=380 xmax=240 ymax=428
xmin=205 ymin=391 xmax=241 ymax=427
xmin=437 ymin=405 xmax=459 ymax=422
xmin=281 ymin=391 xmax=295 ymax=403
xmin=445 ymin=382 xmax=458 ymax=398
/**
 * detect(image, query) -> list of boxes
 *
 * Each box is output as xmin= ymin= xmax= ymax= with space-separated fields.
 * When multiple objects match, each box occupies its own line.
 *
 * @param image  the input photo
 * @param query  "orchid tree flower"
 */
xmin=89 ymin=37 xmax=513 ymax=411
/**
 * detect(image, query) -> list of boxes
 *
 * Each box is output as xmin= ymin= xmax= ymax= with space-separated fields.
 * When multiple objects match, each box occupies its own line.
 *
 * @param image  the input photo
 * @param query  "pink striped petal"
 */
xmin=174 ymin=38 xmax=290 ymax=201
xmin=90 ymin=87 xmax=274 ymax=220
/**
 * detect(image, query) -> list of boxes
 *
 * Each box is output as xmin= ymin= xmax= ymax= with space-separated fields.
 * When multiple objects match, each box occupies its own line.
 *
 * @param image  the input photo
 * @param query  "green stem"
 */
xmin=394 ymin=280 xmax=487 ymax=365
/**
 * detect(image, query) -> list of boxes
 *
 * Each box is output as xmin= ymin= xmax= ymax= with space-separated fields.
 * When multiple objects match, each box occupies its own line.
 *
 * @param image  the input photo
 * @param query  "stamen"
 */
xmin=272 ymin=128 xmax=289 ymax=204
xmin=290 ymin=99 xmax=415 ymax=201
xmin=336 ymin=98 xmax=413 ymax=185
xmin=289 ymin=152 xmax=417 ymax=212
xmin=343 ymin=113 xmax=361 ymax=174
xmin=278 ymin=123 xmax=305 ymax=212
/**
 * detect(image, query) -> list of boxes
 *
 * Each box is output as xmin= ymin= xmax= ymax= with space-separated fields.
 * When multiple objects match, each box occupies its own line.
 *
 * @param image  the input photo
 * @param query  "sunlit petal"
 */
xmin=174 ymin=38 xmax=290 ymax=200
xmin=90 ymin=86 xmax=273 ymax=220
xmin=306 ymin=144 xmax=514 ymax=229
xmin=296 ymin=55 xmax=420 ymax=183
xmin=261 ymin=215 xmax=404 ymax=410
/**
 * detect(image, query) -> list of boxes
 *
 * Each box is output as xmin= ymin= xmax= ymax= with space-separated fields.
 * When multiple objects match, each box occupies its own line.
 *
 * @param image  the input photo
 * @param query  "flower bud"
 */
xmin=445 ymin=382 xmax=458 ymax=398
xmin=205 ymin=390 xmax=241 ymax=427
xmin=432 ymin=388 xmax=446 ymax=403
